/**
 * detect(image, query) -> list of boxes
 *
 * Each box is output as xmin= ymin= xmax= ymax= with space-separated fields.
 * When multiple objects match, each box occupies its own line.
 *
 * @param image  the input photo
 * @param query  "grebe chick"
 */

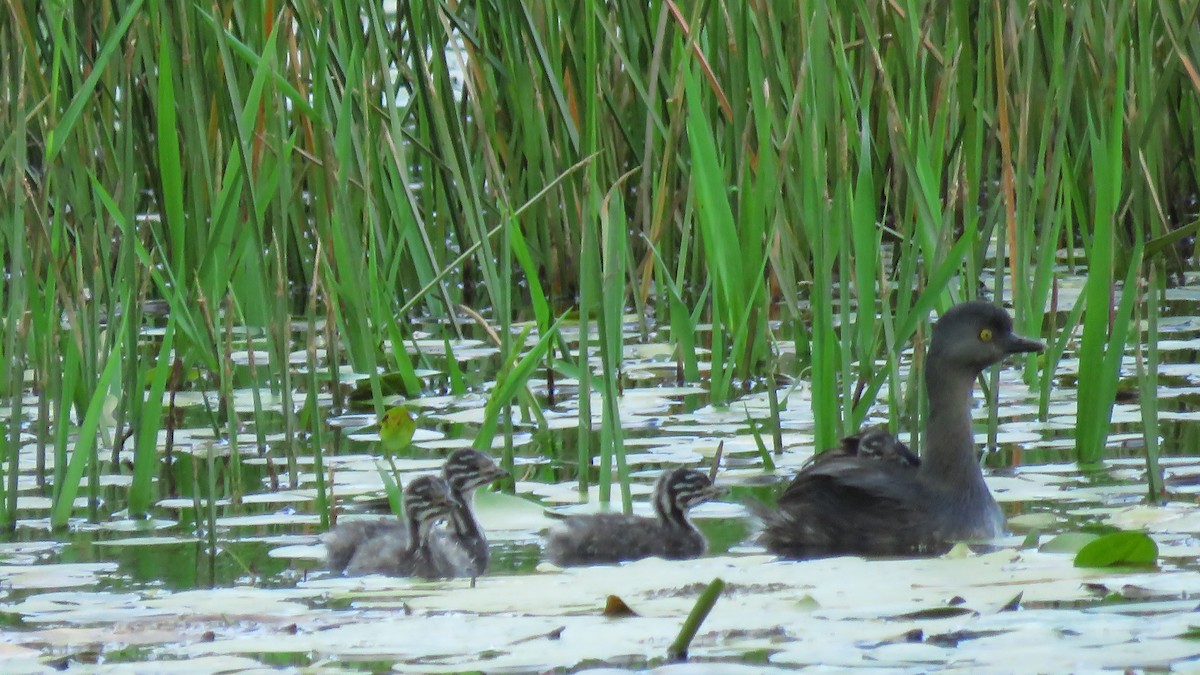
xmin=324 ymin=450 xmax=505 ymax=577
xmin=546 ymin=468 xmax=725 ymax=566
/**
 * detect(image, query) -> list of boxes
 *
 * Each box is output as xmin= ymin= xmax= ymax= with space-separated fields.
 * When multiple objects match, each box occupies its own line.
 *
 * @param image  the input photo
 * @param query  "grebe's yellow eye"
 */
xmin=979 ymin=328 xmax=994 ymax=342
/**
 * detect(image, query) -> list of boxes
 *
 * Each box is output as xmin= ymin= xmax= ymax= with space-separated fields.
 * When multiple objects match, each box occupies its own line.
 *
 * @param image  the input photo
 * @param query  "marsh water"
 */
xmin=4 ymin=275 xmax=1200 ymax=672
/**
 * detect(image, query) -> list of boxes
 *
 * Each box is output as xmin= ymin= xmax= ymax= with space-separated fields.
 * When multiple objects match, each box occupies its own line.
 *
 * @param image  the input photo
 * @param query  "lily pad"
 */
xmin=1074 ymin=531 xmax=1158 ymax=568
xmin=1039 ymin=532 xmax=1100 ymax=554
xmin=474 ymin=490 xmax=555 ymax=532
xmin=1007 ymin=512 xmax=1058 ymax=531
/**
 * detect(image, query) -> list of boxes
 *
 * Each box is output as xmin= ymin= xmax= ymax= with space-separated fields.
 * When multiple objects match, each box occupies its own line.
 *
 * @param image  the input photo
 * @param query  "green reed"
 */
xmin=576 ymin=203 xmax=599 ymax=499
xmin=306 ymin=294 xmax=330 ymax=529
xmin=1138 ymin=264 xmax=1164 ymax=501
xmin=3 ymin=0 xmax=1199 ymax=527
xmin=643 ymin=238 xmax=704 ymax=386
xmin=596 ymin=185 xmax=633 ymax=509
xmin=1074 ymin=53 xmax=1139 ymax=467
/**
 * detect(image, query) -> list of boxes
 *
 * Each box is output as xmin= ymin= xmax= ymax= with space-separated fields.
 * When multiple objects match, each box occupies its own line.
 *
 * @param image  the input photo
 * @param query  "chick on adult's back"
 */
xmin=546 ymin=468 xmax=725 ymax=566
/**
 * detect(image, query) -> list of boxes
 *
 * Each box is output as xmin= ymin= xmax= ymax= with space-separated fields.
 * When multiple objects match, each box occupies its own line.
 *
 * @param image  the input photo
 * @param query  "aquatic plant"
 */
xmin=1 ymin=1 xmax=1197 ymax=524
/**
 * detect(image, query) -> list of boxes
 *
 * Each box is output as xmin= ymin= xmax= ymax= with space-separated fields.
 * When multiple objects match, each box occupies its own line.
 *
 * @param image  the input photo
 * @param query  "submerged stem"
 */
xmin=668 ymin=577 xmax=726 ymax=662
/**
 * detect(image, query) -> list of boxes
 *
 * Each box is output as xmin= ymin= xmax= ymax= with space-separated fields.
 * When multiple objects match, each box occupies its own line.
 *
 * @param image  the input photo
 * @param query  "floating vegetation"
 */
xmin=1074 ymin=531 xmax=1159 ymax=569
xmin=4 ymin=0 xmax=1200 ymax=671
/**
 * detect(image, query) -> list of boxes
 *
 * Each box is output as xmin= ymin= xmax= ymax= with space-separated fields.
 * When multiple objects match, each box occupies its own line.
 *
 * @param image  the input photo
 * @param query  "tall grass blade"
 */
xmin=1139 ymin=265 xmax=1164 ymax=500
xmin=50 ymin=333 xmax=124 ymax=529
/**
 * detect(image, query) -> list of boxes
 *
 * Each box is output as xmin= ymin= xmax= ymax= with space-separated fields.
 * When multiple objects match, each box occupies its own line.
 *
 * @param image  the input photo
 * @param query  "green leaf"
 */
xmin=45 ymin=0 xmax=145 ymax=161
xmin=473 ymin=490 xmax=553 ymax=531
xmin=347 ymin=372 xmax=422 ymax=403
xmin=1039 ymin=532 xmax=1100 ymax=554
xmin=374 ymin=460 xmax=405 ymax=518
xmin=1142 ymin=217 xmax=1200 ymax=262
xmin=52 ymin=339 xmax=124 ymax=529
xmin=1074 ymin=531 xmax=1158 ymax=568
xmin=1020 ymin=529 xmax=1040 ymax=549
xmin=473 ymin=313 xmax=566 ymax=452
xmin=378 ymin=407 xmax=417 ymax=456
xmin=129 ymin=316 xmax=176 ymax=517
xmin=443 ymin=337 xmax=466 ymax=396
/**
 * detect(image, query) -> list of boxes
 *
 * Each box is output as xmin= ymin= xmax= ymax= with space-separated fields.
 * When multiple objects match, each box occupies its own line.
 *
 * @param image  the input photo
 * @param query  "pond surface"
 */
xmin=4 ymin=277 xmax=1200 ymax=672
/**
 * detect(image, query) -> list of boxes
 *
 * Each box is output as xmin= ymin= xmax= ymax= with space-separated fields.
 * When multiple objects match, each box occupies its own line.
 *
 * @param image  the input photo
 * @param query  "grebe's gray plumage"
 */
xmin=323 ymin=450 xmax=506 ymax=578
xmin=339 ymin=475 xmax=466 ymax=578
xmin=441 ymin=449 xmax=508 ymax=576
xmin=546 ymin=468 xmax=725 ymax=566
xmin=759 ymin=302 xmax=1044 ymax=558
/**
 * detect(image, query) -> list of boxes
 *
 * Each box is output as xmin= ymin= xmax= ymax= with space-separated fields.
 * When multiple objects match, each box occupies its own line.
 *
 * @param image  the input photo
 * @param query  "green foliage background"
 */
xmin=2 ymin=1 xmax=1197 ymax=522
